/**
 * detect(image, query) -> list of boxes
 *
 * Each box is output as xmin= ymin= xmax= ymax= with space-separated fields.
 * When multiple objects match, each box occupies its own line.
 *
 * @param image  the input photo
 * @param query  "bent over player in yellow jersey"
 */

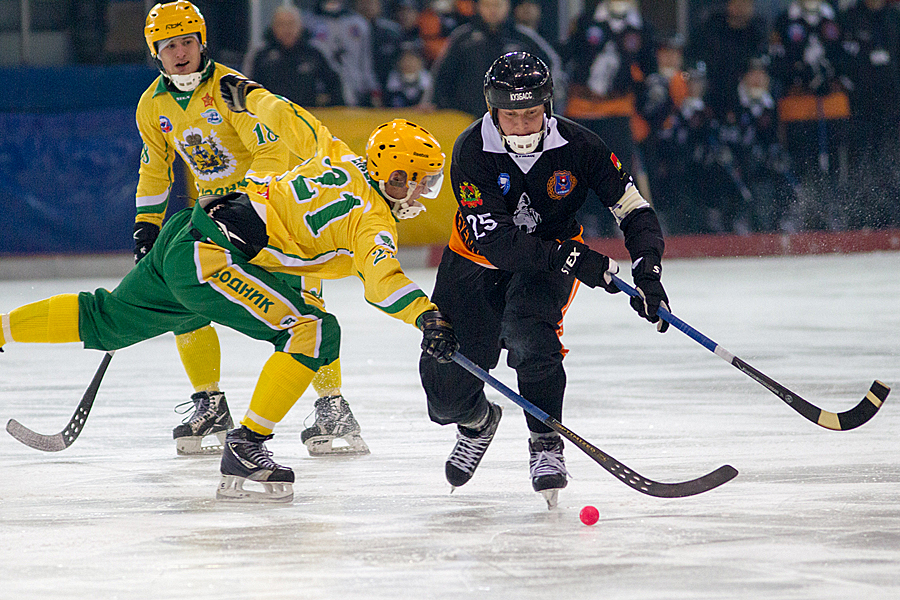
xmin=0 ymin=76 xmax=459 ymax=503
xmin=136 ymin=1 xmax=367 ymax=457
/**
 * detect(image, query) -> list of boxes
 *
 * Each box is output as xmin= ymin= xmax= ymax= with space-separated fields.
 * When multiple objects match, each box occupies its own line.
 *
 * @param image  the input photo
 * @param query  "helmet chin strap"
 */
xmin=379 ymin=182 xmax=427 ymax=219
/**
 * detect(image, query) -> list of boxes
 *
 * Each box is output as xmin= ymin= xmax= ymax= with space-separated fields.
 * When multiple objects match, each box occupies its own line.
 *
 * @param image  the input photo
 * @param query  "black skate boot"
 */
xmin=172 ymin=391 xmax=234 ymax=455
xmin=445 ymin=403 xmax=502 ymax=490
xmin=300 ymin=395 xmax=369 ymax=456
xmin=217 ymin=426 xmax=294 ymax=503
xmin=529 ymin=435 xmax=569 ymax=509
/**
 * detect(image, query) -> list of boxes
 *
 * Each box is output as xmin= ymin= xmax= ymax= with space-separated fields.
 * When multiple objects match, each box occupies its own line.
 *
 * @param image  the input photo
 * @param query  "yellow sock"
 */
xmin=5 ymin=294 xmax=80 ymax=344
xmin=311 ymin=356 xmax=343 ymax=397
xmin=175 ymin=325 xmax=221 ymax=392
xmin=242 ymin=352 xmax=316 ymax=435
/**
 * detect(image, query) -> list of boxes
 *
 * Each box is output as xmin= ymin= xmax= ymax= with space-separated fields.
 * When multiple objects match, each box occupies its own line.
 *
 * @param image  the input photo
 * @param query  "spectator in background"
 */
xmin=426 ymin=0 xmax=561 ymax=118
xmin=562 ymin=0 xmax=656 ymax=237
xmin=395 ymin=0 xmax=426 ymax=57
xmin=639 ymin=35 xmax=689 ymax=233
xmin=839 ymin=0 xmax=900 ymax=228
xmin=513 ymin=0 xmax=541 ymax=32
xmin=685 ymin=0 xmax=768 ymax=118
xmin=356 ymin=0 xmax=404 ymax=93
xmin=304 ymin=0 xmax=381 ymax=106
xmin=245 ymin=4 xmax=343 ymax=107
xmin=648 ymin=62 xmax=719 ymax=235
xmin=723 ymin=59 xmax=799 ymax=233
xmin=385 ymin=48 xmax=433 ymax=106
xmin=714 ymin=58 xmax=780 ymax=234
xmin=770 ymin=0 xmax=849 ymax=230
xmin=418 ymin=0 xmax=474 ymax=65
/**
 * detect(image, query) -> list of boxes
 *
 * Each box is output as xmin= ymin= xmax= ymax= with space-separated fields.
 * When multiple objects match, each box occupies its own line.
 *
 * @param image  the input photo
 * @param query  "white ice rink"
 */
xmin=0 ymin=251 xmax=898 ymax=600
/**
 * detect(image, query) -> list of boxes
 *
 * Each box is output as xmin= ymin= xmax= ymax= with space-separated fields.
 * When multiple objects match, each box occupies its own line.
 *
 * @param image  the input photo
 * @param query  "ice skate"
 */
xmin=172 ymin=391 xmax=234 ymax=455
xmin=445 ymin=403 xmax=502 ymax=490
xmin=300 ymin=395 xmax=369 ymax=456
xmin=529 ymin=435 xmax=568 ymax=509
xmin=217 ymin=426 xmax=294 ymax=503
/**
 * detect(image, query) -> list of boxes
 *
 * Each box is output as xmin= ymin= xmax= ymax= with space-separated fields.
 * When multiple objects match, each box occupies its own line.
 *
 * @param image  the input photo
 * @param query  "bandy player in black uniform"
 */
xmin=419 ymin=51 xmax=670 ymax=508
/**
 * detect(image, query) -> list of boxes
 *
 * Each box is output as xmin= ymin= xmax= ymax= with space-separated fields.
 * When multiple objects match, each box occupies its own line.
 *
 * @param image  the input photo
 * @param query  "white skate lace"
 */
xmin=175 ymin=392 xmax=225 ymax=433
xmin=305 ymin=395 xmax=357 ymax=436
xmin=530 ymin=441 xmax=569 ymax=479
xmin=448 ymin=430 xmax=493 ymax=475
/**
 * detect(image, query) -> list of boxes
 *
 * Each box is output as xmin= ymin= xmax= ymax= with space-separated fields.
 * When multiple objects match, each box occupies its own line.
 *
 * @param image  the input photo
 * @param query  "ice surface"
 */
xmin=1 ymin=252 xmax=898 ymax=599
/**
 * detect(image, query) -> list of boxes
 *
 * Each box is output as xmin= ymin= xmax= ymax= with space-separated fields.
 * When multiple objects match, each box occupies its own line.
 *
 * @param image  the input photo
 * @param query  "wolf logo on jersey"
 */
xmin=513 ymin=192 xmax=541 ymax=232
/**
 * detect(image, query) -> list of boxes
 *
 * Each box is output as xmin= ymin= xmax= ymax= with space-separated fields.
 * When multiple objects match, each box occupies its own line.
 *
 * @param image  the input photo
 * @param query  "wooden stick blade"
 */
xmin=6 ymin=419 xmax=69 ymax=452
xmin=826 ymin=380 xmax=890 ymax=431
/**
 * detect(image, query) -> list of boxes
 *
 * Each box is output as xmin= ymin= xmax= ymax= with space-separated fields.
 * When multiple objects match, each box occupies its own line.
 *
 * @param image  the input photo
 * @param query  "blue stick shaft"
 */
xmin=608 ymin=274 xmax=889 ymax=431
xmin=611 ymin=274 xmax=722 ymax=356
xmin=451 ymin=352 xmax=551 ymax=422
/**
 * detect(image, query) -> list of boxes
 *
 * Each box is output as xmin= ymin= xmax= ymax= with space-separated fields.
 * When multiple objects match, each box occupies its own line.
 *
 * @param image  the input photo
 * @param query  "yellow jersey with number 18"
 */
xmin=134 ymin=63 xmax=305 ymax=228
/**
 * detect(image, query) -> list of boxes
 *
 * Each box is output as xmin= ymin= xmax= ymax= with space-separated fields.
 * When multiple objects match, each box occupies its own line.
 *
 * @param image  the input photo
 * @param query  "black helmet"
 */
xmin=484 ymin=51 xmax=553 ymax=114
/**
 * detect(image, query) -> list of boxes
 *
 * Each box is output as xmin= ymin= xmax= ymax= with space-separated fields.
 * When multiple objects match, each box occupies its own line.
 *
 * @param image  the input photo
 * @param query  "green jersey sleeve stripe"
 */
xmin=136 ymin=190 xmax=169 ymax=209
xmin=368 ymin=284 xmax=427 ymax=314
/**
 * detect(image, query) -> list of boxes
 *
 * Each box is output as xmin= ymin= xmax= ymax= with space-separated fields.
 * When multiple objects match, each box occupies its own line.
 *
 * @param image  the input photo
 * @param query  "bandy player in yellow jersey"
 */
xmin=0 ymin=78 xmax=459 ymax=503
xmin=136 ymin=1 xmax=368 ymax=457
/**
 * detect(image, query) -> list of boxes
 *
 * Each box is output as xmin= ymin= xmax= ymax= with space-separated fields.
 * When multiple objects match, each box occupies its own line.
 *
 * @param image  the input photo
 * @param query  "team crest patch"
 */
xmin=610 ymin=152 xmax=623 ymax=171
xmin=176 ymin=127 xmax=236 ymax=181
xmin=201 ymin=108 xmax=223 ymax=125
xmin=159 ymin=116 xmax=172 ymax=133
xmin=498 ymin=173 xmax=510 ymax=195
xmin=547 ymin=171 xmax=576 ymax=200
xmin=459 ymin=182 xmax=482 ymax=207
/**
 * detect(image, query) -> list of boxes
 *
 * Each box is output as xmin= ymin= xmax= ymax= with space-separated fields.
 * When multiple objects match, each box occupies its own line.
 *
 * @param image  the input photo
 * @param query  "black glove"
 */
xmin=630 ymin=255 xmax=669 ymax=333
xmin=552 ymin=240 xmax=620 ymax=294
xmin=219 ymin=74 xmax=262 ymax=113
xmin=133 ymin=222 xmax=160 ymax=264
xmin=418 ymin=310 xmax=458 ymax=363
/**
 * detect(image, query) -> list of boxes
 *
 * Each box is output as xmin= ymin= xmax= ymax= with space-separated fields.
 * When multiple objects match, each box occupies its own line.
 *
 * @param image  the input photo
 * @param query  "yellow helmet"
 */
xmin=144 ymin=1 xmax=207 ymax=58
xmin=366 ymin=119 xmax=445 ymax=207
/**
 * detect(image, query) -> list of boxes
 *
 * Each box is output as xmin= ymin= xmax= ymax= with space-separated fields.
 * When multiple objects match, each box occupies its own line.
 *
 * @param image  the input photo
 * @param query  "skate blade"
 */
xmin=305 ymin=434 xmax=370 ymax=457
xmin=176 ymin=431 xmax=227 ymax=456
xmin=540 ymin=489 xmax=560 ymax=510
xmin=216 ymin=475 xmax=294 ymax=503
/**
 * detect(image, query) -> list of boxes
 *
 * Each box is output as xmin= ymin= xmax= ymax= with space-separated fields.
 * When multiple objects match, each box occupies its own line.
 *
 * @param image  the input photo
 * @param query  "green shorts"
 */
xmin=78 ymin=205 xmax=340 ymax=371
